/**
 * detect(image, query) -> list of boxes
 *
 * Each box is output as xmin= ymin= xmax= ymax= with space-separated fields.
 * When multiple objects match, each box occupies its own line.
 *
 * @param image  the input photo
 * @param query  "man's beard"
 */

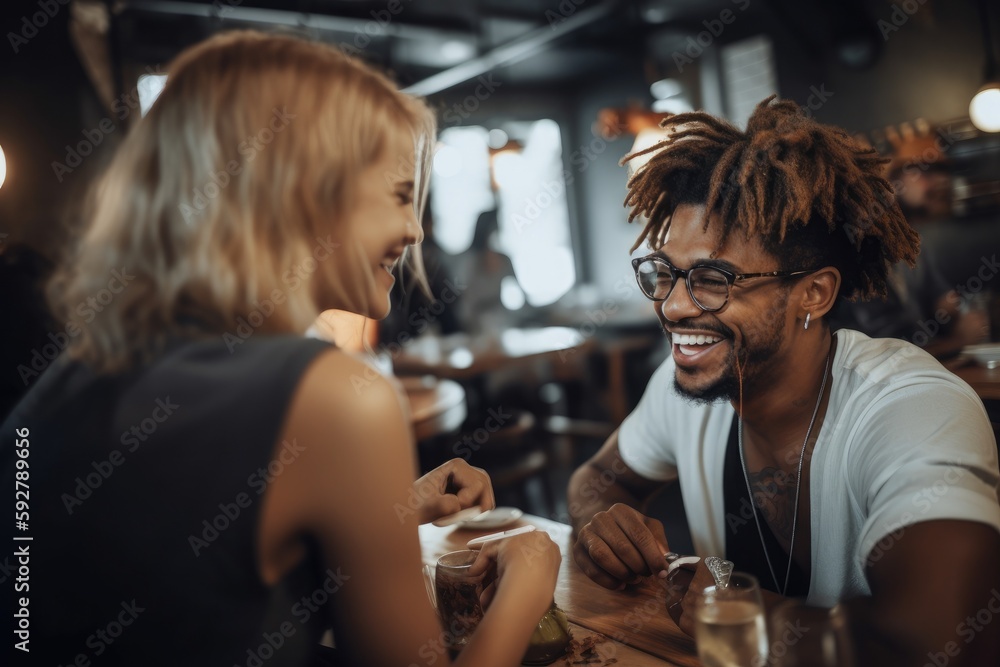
xmin=671 ymin=297 xmax=788 ymax=404
xmin=673 ymin=336 xmax=783 ymax=404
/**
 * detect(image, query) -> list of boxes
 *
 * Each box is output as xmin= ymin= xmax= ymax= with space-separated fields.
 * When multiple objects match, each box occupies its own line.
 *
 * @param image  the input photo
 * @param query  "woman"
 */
xmin=1 ymin=32 xmax=559 ymax=666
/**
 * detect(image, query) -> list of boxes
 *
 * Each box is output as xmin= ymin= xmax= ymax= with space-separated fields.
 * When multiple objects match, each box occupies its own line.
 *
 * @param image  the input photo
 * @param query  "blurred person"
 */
xmin=568 ymin=97 xmax=1000 ymax=666
xmin=450 ymin=206 xmax=527 ymax=334
xmin=0 ymin=32 xmax=559 ymax=667
xmin=833 ymin=139 xmax=988 ymax=357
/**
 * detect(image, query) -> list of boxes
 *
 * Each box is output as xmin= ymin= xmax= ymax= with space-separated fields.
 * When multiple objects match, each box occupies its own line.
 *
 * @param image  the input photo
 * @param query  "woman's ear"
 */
xmin=799 ymin=267 xmax=842 ymax=320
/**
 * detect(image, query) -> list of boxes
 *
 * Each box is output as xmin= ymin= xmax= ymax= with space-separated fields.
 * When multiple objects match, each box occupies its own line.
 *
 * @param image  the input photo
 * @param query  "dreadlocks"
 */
xmin=622 ymin=95 xmax=919 ymax=300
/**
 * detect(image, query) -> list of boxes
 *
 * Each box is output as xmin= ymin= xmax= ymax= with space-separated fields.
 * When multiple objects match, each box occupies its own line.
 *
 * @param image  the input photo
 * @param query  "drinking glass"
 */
xmin=432 ymin=550 xmax=486 ymax=653
xmin=766 ymin=601 xmax=855 ymax=667
xmin=693 ymin=572 xmax=769 ymax=667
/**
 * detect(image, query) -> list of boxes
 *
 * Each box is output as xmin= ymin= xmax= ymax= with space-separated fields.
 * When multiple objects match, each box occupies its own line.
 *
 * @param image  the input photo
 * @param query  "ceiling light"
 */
xmin=439 ymin=40 xmax=475 ymax=63
xmin=0 ymin=144 xmax=6 ymax=191
xmin=970 ymin=0 xmax=1000 ymax=132
xmin=649 ymin=78 xmax=682 ymax=100
xmin=970 ymin=83 xmax=1000 ymax=132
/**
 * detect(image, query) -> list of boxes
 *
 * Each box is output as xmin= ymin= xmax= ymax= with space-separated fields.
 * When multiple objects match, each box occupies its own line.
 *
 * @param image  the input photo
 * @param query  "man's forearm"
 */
xmin=567 ymin=462 xmax=645 ymax=535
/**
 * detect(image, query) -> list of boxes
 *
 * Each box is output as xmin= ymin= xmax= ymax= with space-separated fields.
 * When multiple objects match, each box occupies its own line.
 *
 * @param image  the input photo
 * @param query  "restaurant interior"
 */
xmin=1 ymin=2 xmax=1000 ymax=661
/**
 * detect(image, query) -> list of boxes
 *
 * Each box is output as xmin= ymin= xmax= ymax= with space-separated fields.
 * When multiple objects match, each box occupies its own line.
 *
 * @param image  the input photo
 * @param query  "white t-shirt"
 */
xmin=619 ymin=328 xmax=1000 ymax=606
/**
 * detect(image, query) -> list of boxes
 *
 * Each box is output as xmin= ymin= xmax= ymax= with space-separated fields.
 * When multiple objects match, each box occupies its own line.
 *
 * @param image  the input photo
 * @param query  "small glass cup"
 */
xmin=765 ymin=601 xmax=855 ymax=667
xmin=433 ymin=550 xmax=486 ymax=653
xmin=693 ymin=572 xmax=769 ymax=667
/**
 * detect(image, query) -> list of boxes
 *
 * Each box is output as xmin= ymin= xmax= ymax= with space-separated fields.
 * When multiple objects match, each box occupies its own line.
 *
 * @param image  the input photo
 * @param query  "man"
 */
xmin=834 ymin=139 xmax=988 ymax=357
xmin=569 ymin=97 xmax=1000 ymax=665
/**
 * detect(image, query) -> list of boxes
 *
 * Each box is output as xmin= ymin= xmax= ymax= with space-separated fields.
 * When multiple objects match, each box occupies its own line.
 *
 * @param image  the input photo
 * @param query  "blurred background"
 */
xmin=2 ymin=0 xmax=1000 ymax=532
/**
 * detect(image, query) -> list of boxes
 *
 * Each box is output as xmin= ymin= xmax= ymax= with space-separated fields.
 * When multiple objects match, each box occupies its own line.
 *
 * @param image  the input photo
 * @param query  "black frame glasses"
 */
xmin=631 ymin=253 xmax=816 ymax=312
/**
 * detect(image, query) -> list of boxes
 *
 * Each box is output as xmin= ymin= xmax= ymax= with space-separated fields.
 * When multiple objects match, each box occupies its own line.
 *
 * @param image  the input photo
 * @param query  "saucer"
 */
xmin=457 ymin=507 xmax=523 ymax=530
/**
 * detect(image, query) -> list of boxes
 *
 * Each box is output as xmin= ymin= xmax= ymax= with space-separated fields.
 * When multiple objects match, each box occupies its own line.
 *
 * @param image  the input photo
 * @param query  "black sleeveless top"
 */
xmin=1 ymin=335 xmax=336 ymax=665
xmin=723 ymin=414 xmax=810 ymax=598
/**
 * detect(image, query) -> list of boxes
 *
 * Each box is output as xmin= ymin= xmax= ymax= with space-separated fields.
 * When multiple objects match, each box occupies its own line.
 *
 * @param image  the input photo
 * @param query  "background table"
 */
xmin=420 ymin=514 xmax=700 ymax=666
xmin=403 ymin=376 xmax=467 ymax=441
xmin=393 ymin=327 xmax=596 ymax=380
xmin=951 ymin=361 xmax=1000 ymax=401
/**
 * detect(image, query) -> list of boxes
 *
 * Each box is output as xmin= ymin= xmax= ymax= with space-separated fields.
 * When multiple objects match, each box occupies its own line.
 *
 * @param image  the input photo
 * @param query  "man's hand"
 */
xmin=664 ymin=558 xmax=714 ymax=636
xmin=572 ymin=503 xmax=672 ymax=589
xmin=412 ymin=459 xmax=495 ymax=525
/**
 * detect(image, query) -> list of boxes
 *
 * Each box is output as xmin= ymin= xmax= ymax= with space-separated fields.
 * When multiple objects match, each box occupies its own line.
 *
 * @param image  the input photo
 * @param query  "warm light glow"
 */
xmin=627 ymin=127 xmax=670 ymax=176
xmin=970 ymin=83 xmax=1000 ymax=133
xmin=0 ymin=144 xmax=6 ymax=191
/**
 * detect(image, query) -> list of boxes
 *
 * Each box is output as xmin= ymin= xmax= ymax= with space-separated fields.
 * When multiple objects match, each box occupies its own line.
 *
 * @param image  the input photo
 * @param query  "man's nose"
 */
xmin=660 ymin=279 xmax=703 ymax=323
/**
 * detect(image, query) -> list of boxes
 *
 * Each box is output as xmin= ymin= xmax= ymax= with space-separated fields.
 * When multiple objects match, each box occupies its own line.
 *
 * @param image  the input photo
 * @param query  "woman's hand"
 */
xmin=412 ymin=458 xmax=495 ymax=525
xmin=468 ymin=530 xmax=561 ymax=619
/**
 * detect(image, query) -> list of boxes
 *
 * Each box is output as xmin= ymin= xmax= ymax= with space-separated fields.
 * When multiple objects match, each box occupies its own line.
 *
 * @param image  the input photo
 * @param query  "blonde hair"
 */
xmin=51 ymin=30 xmax=436 ymax=373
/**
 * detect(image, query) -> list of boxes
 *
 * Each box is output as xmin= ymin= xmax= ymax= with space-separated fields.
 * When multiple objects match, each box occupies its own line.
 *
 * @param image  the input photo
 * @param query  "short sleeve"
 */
xmin=852 ymin=381 xmax=1000 ymax=570
xmin=618 ymin=358 xmax=679 ymax=482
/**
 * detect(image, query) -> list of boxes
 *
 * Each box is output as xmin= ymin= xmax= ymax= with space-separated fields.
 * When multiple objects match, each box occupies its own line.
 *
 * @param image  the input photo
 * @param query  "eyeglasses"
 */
xmin=631 ymin=253 xmax=816 ymax=312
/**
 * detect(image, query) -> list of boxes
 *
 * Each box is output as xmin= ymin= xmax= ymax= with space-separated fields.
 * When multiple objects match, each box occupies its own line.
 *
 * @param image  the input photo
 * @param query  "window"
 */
xmin=431 ymin=120 xmax=575 ymax=306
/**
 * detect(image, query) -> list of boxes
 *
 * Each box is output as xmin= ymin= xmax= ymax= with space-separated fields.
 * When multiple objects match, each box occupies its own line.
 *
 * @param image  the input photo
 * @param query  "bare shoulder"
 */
xmin=279 ymin=348 xmax=416 ymax=523
xmin=291 ymin=348 xmax=410 ymax=425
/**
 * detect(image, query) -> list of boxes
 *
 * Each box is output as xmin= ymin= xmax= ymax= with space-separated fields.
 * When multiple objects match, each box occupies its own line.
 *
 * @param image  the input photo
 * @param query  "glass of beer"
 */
xmin=693 ymin=572 xmax=769 ymax=667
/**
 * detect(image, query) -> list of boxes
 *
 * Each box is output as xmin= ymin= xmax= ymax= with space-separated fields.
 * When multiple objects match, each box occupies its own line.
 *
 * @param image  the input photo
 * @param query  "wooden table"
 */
xmin=951 ymin=361 xmax=1000 ymax=401
xmin=420 ymin=514 xmax=700 ymax=666
xmin=393 ymin=327 xmax=597 ymax=380
xmin=403 ymin=377 xmax=467 ymax=440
